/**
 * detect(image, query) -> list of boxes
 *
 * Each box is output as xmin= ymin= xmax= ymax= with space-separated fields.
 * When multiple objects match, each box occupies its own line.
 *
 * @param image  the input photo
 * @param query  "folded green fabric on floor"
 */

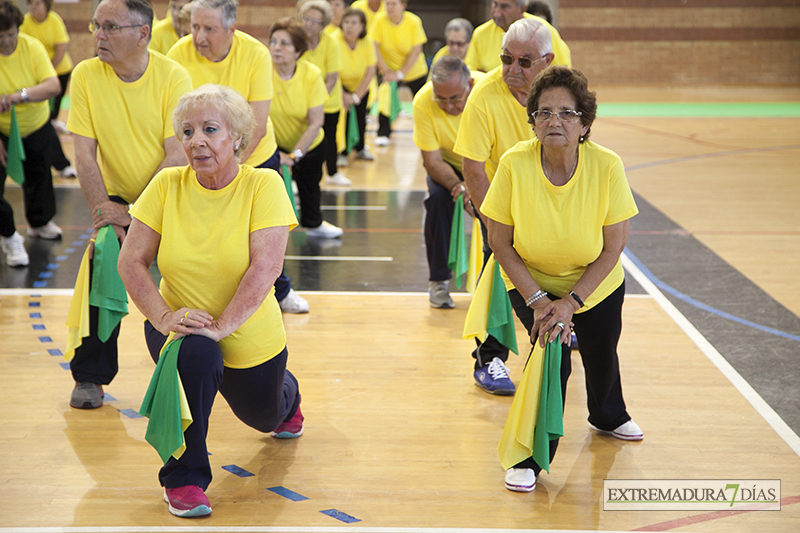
xmin=447 ymin=194 xmax=468 ymax=288
xmin=532 ymin=333 xmax=565 ymax=473
xmin=89 ymin=225 xmax=128 ymax=342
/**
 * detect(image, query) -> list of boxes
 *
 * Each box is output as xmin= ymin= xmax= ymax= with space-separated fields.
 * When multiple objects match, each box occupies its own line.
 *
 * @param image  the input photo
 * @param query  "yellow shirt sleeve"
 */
xmin=149 ymin=18 xmax=179 ymax=56
xmin=20 ymin=12 xmax=73 ymax=74
xmin=0 ymin=34 xmax=55 ymax=136
xmin=271 ymin=60 xmax=327 ymax=152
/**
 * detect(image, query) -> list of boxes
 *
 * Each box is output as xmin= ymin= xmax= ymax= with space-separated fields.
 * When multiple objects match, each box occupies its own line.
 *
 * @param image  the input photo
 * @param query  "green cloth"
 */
xmin=7 ymin=107 xmax=26 ymax=185
xmin=280 ymin=164 xmax=298 ymax=218
xmin=447 ymin=194 xmax=468 ymax=288
xmin=139 ymin=337 xmax=192 ymax=463
xmin=389 ymin=82 xmax=402 ymax=123
xmin=89 ymin=225 xmax=128 ymax=342
xmin=532 ymin=333 xmax=565 ymax=473
xmin=346 ymin=106 xmax=360 ymax=153
xmin=486 ymin=260 xmax=518 ymax=355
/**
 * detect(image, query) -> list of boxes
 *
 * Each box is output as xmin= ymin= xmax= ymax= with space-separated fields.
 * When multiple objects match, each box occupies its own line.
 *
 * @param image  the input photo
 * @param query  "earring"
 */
xmin=235 ymin=143 xmax=240 ymax=150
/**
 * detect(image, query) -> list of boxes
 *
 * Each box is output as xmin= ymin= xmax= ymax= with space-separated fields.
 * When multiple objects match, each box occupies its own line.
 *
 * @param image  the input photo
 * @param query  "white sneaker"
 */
xmin=58 ymin=165 xmax=77 ymax=178
xmin=589 ymin=420 xmax=643 ymax=441
xmin=336 ymin=154 xmax=349 ymax=167
xmin=374 ymin=136 xmax=390 ymax=147
xmin=306 ymin=220 xmax=343 ymax=239
xmin=51 ymin=119 xmax=68 ymax=134
xmin=28 ymin=220 xmax=63 ymax=240
xmin=504 ymin=468 xmax=536 ymax=492
xmin=325 ymin=172 xmax=352 ymax=186
xmin=291 ymin=180 xmax=299 ymax=195
xmin=1 ymin=232 xmax=30 ymax=267
xmin=355 ymin=146 xmax=374 ymax=160
xmin=279 ymin=289 xmax=309 ymax=314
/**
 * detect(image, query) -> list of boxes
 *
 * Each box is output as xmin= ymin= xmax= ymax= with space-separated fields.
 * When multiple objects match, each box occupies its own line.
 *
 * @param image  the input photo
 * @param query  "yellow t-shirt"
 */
xmin=465 ymin=14 xmax=571 ymax=73
xmin=453 ymin=66 xmax=532 ymax=182
xmin=324 ymin=24 xmax=340 ymax=37
xmin=335 ymin=33 xmax=376 ymax=93
xmin=167 ymin=31 xmax=278 ymax=166
xmin=369 ymin=11 xmax=428 ymax=81
xmin=482 ymin=139 xmax=639 ymax=311
xmin=412 ymin=71 xmax=484 ymax=174
xmin=271 ymin=60 xmax=327 ymax=152
xmin=303 ymin=31 xmax=343 ymax=113
xmin=0 ymin=33 xmax=57 ymax=137
xmin=67 ymin=52 xmax=193 ymax=203
xmin=130 ymin=165 xmax=298 ymax=369
xmin=149 ymin=17 xmax=180 ymax=56
xmin=19 ymin=11 xmax=73 ymax=75
xmin=351 ymin=0 xmax=386 ymax=30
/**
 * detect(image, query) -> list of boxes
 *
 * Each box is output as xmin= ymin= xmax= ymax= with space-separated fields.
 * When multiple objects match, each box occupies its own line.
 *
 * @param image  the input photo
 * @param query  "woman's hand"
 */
xmin=189 ymin=320 xmax=228 ymax=343
xmin=0 ymin=93 xmax=20 ymax=114
xmin=156 ymin=307 xmax=214 ymax=338
xmin=342 ymin=92 xmax=355 ymax=107
xmin=279 ymin=151 xmax=295 ymax=167
xmin=532 ymin=298 xmax=575 ymax=348
xmin=383 ymin=70 xmax=399 ymax=82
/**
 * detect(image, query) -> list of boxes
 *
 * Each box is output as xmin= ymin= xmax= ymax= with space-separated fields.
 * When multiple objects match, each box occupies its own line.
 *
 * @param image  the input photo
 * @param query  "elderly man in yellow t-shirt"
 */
xmin=148 ymin=0 xmax=191 ymax=55
xmin=413 ymin=56 xmax=480 ymax=309
xmin=429 ymin=17 xmax=473 ymax=67
xmin=66 ymin=0 xmax=192 ymax=410
xmin=465 ymin=0 xmax=570 ymax=73
xmin=453 ymin=18 xmax=554 ymax=395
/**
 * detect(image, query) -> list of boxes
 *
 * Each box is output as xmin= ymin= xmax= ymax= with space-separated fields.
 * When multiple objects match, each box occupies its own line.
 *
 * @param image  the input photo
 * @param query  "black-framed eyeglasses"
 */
xmin=89 ymin=21 xmax=144 ymax=35
xmin=432 ymin=89 xmax=468 ymax=104
xmin=499 ymin=53 xmax=545 ymax=69
xmin=530 ymin=109 xmax=583 ymax=123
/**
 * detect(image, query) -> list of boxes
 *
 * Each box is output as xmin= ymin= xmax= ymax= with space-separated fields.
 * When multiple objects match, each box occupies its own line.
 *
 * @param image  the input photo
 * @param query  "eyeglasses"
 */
xmin=302 ymin=15 xmax=324 ymax=27
xmin=269 ymin=38 xmax=294 ymax=48
xmin=447 ymin=40 xmax=468 ymax=48
xmin=530 ymin=109 xmax=583 ymax=123
xmin=499 ymin=53 xmax=545 ymax=69
xmin=432 ymin=93 xmax=467 ymax=104
xmin=89 ymin=21 xmax=144 ymax=35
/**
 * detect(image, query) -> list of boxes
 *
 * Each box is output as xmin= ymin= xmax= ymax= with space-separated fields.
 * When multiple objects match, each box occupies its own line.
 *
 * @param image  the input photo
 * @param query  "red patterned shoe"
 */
xmin=163 ymin=485 xmax=212 ymax=518
xmin=271 ymin=396 xmax=304 ymax=439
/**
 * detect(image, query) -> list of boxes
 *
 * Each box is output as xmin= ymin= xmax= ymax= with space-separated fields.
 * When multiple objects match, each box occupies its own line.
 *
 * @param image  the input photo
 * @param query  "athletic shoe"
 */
xmin=429 ymin=280 xmax=454 ymax=309
xmin=337 ymin=154 xmax=349 ymax=167
xmin=28 ymin=220 xmax=63 ymax=240
xmin=164 ymin=485 xmax=212 ymax=518
xmin=58 ymin=166 xmax=77 ymax=178
xmin=70 ymin=382 xmax=104 ymax=409
xmin=306 ymin=220 xmax=343 ymax=239
xmin=374 ymin=136 xmax=390 ymax=147
xmin=1 ymin=232 xmax=29 ymax=267
xmin=279 ymin=289 xmax=309 ymax=314
xmin=590 ymin=420 xmax=643 ymax=441
xmin=271 ymin=396 xmax=304 ymax=439
xmin=355 ymin=146 xmax=374 ymax=160
xmin=325 ymin=172 xmax=352 ymax=186
xmin=51 ymin=119 xmax=68 ymax=134
xmin=505 ymin=468 xmax=536 ymax=492
xmin=474 ymin=357 xmax=516 ymax=395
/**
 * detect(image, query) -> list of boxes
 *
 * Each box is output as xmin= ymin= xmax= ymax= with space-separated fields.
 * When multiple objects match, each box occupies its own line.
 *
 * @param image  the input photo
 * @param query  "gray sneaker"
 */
xmin=429 ymin=280 xmax=454 ymax=309
xmin=70 ymin=382 xmax=104 ymax=409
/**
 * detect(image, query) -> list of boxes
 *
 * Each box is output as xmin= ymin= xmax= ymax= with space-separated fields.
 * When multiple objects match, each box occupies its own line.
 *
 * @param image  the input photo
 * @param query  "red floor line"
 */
xmin=632 ymin=494 xmax=800 ymax=531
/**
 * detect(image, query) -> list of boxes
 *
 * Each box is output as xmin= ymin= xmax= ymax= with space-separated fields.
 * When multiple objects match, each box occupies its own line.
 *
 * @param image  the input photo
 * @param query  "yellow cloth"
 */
xmin=453 ymin=66 xmax=532 ymax=182
xmin=0 ymin=33 xmax=55 ymax=137
xmin=304 ymin=31 xmax=343 ymax=113
xmin=481 ymin=139 xmax=639 ymax=310
xmin=167 ymin=31 xmax=278 ymax=166
xmin=149 ymin=17 xmax=180 ymax=56
xmin=335 ymin=33 xmax=376 ymax=93
xmin=130 ymin=165 xmax=297 ymax=369
xmin=351 ymin=0 xmax=386 ymax=30
xmin=67 ymin=52 xmax=192 ymax=203
xmin=465 ymin=14 xmax=571 ymax=73
xmin=462 ymin=253 xmax=496 ymax=344
xmin=369 ymin=11 xmax=428 ymax=81
xmin=466 ymin=216 xmax=482 ymax=294
xmin=20 ymin=11 xmax=73 ymax=75
xmin=65 ymin=246 xmax=91 ymax=362
xmin=412 ymin=72 xmax=483 ymax=173
xmin=271 ymin=59 xmax=327 ymax=152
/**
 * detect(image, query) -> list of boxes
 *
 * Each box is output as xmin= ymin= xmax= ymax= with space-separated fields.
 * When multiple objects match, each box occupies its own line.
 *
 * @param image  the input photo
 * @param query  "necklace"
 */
xmin=541 ymin=146 xmax=579 ymax=185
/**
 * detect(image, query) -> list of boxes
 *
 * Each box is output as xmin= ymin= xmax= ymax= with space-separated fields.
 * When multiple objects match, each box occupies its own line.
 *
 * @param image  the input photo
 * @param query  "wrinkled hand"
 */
xmin=188 ymin=320 xmax=227 ymax=343
xmin=279 ymin=151 xmax=295 ymax=167
xmin=157 ymin=307 xmax=214 ymax=338
xmin=532 ymin=298 xmax=575 ymax=348
xmin=93 ymin=201 xmax=131 ymax=230
xmin=0 ymin=93 xmax=19 ymax=114
xmin=383 ymin=70 xmax=399 ymax=83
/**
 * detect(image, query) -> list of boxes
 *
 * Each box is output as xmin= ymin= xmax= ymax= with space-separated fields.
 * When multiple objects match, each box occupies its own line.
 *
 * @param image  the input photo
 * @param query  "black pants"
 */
xmin=280 ymin=142 xmax=325 ymax=228
xmin=377 ymin=74 xmax=426 ymax=137
xmin=343 ymin=90 xmax=369 ymax=154
xmin=323 ymin=112 xmax=340 ymax=176
xmin=508 ymin=282 xmax=631 ymax=474
xmin=144 ymin=322 xmax=300 ymax=490
xmin=256 ymin=150 xmax=291 ymax=302
xmin=51 ymin=71 xmax=71 ymax=121
xmin=0 ymin=122 xmax=57 ymax=237
xmin=424 ymin=170 xmax=462 ymax=282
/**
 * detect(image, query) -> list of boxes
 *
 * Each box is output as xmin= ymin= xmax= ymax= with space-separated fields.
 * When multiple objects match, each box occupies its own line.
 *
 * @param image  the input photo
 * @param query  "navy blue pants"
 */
xmin=256 ymin=150 xmax=291 ymax=302
xmin=508 ymin=282 xmax=631 ymax=474
xmin=144 ymin=321 xmax=300 ymax=490
xmin=424 ymin=175 xmax=460 ymax=283
xmin=278 ymin=142 xmax=325 ymax=229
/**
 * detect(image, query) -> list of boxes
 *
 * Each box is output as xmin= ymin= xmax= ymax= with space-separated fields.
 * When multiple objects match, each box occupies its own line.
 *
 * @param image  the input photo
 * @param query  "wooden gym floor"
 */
xmin=1 ymin=86 xmax=799 ymax=532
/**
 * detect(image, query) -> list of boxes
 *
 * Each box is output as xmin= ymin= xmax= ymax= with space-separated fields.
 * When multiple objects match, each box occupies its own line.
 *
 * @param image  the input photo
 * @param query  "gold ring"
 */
xmin=180 ymin=317 xmax=185 ymax=326
xmin=184 ymin=311 xmax=190 ymax=319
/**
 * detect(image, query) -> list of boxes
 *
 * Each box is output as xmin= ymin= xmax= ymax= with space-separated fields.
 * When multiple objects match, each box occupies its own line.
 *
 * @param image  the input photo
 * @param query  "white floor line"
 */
xmin=0 ymin=288 xmax=75 ymax=296
xmin=0 ymin=527 xmax=636 ymax=533
xmin=621 ymin=252 xmax=800 ymax=458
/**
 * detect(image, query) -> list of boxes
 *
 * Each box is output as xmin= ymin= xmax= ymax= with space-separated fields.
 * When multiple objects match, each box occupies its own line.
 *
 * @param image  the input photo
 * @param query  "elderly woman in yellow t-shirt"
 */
xmin=324 ymin=0 xmax=345 ymax=35
xmin=482 ymin=67 xmax=643 ymax=493
xmin=0 ymin=0 xmax=62 ymax=268
xmin=118 ymin=84 xmax=302 ymax=519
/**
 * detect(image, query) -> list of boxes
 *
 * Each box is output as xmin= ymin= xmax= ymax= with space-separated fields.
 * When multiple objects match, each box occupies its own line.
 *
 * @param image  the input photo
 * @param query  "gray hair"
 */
xmin=502 ymin=17 xmax=552 ymax=56
xmin=515 ymin=0 xmax=530 ymax=8
xmin=190 ymin=0 xmax=238 ymax=31
xmin=173 ymin=84 xmax=256 ymax=162
xmin=444 ymin=17 xmax=473 ymax=42
xmin=299 ymin=0 xmax=333 ymax=27
xmin=430 ymin=55 xmax=471 ymax=89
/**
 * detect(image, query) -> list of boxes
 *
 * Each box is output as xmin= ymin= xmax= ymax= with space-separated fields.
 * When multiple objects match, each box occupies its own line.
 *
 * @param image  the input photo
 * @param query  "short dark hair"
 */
xmin=527 ymin=1 xmax=553 ymax=25
xmin=527 ymin=66 xmax=597 ymax=143
xmin=0 ymin=0 xmax=24 ymax=31
xmin=121 ymin=0 xmax=154 ymax=30
xmin=340 ymin=7 xmax=367 ymax=39
xmin=270 ymin=17 xmax=309 ymax=57
xmin=27 ymin=0 xmax=54 ymax=13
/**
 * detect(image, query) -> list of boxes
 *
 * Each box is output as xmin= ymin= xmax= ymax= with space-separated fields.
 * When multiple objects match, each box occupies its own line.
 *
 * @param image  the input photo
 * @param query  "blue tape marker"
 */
xmin=38 ymin=336 xmax=53 ymax=343
xmin=33 ymin=281 xmax=47 ymax=288
xmin=30 ymin=312 xmax=42 ymax=318
xmin=28 ymin=302 xmax=40 ymax=307
xmin=118 ymin=409 xmax=143 ymax=419
xmin=267 ymin=486 xmax=309 ymax=502
xmin=33 ymin=324 xmax=45 ymax=330
xmin=29 ymin=294 xmax=41 ymax=298
xmin=222 ymin=465 xmax=254 ymax=477
xmin=64 ymin=248 xmax=75 ymax=254
xmin=46 ymin=263 xmax=59 ymax=270
xmin=56 ymin=255 xmax=68 ymax=262
xmin=38 ymin=272 xmax=53 ymax=279
xmin=320 ymin=509 xmax=361 ymax=523
xmin=59 ymin=362 xmax=70 ymax=370
xmin=72 ymin=241 xmax=85 ymax=246
xmin=48 ymin=349 xmax=62 ymax=356
xmin=103 ymin=393 xmax=116 ymax=402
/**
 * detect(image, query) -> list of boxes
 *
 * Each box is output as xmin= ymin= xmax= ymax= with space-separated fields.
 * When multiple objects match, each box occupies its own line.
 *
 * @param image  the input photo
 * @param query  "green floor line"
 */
xmin=598 ymin=102 xmax=800 ymax=118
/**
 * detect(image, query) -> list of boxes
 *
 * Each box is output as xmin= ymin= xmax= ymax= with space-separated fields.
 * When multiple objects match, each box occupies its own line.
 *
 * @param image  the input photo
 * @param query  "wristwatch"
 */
xmin=19 ymin=88 xmax=30 ymax=103
xmin=396 ymin=71 xmax=404 ymax=81
xmin=291 ymin=148 xmax=304 ymax=162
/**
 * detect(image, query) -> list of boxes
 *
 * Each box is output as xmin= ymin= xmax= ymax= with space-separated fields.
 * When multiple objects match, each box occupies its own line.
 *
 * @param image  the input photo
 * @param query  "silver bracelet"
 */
xmin=525 ymin=289 xmax=547 ymax=307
